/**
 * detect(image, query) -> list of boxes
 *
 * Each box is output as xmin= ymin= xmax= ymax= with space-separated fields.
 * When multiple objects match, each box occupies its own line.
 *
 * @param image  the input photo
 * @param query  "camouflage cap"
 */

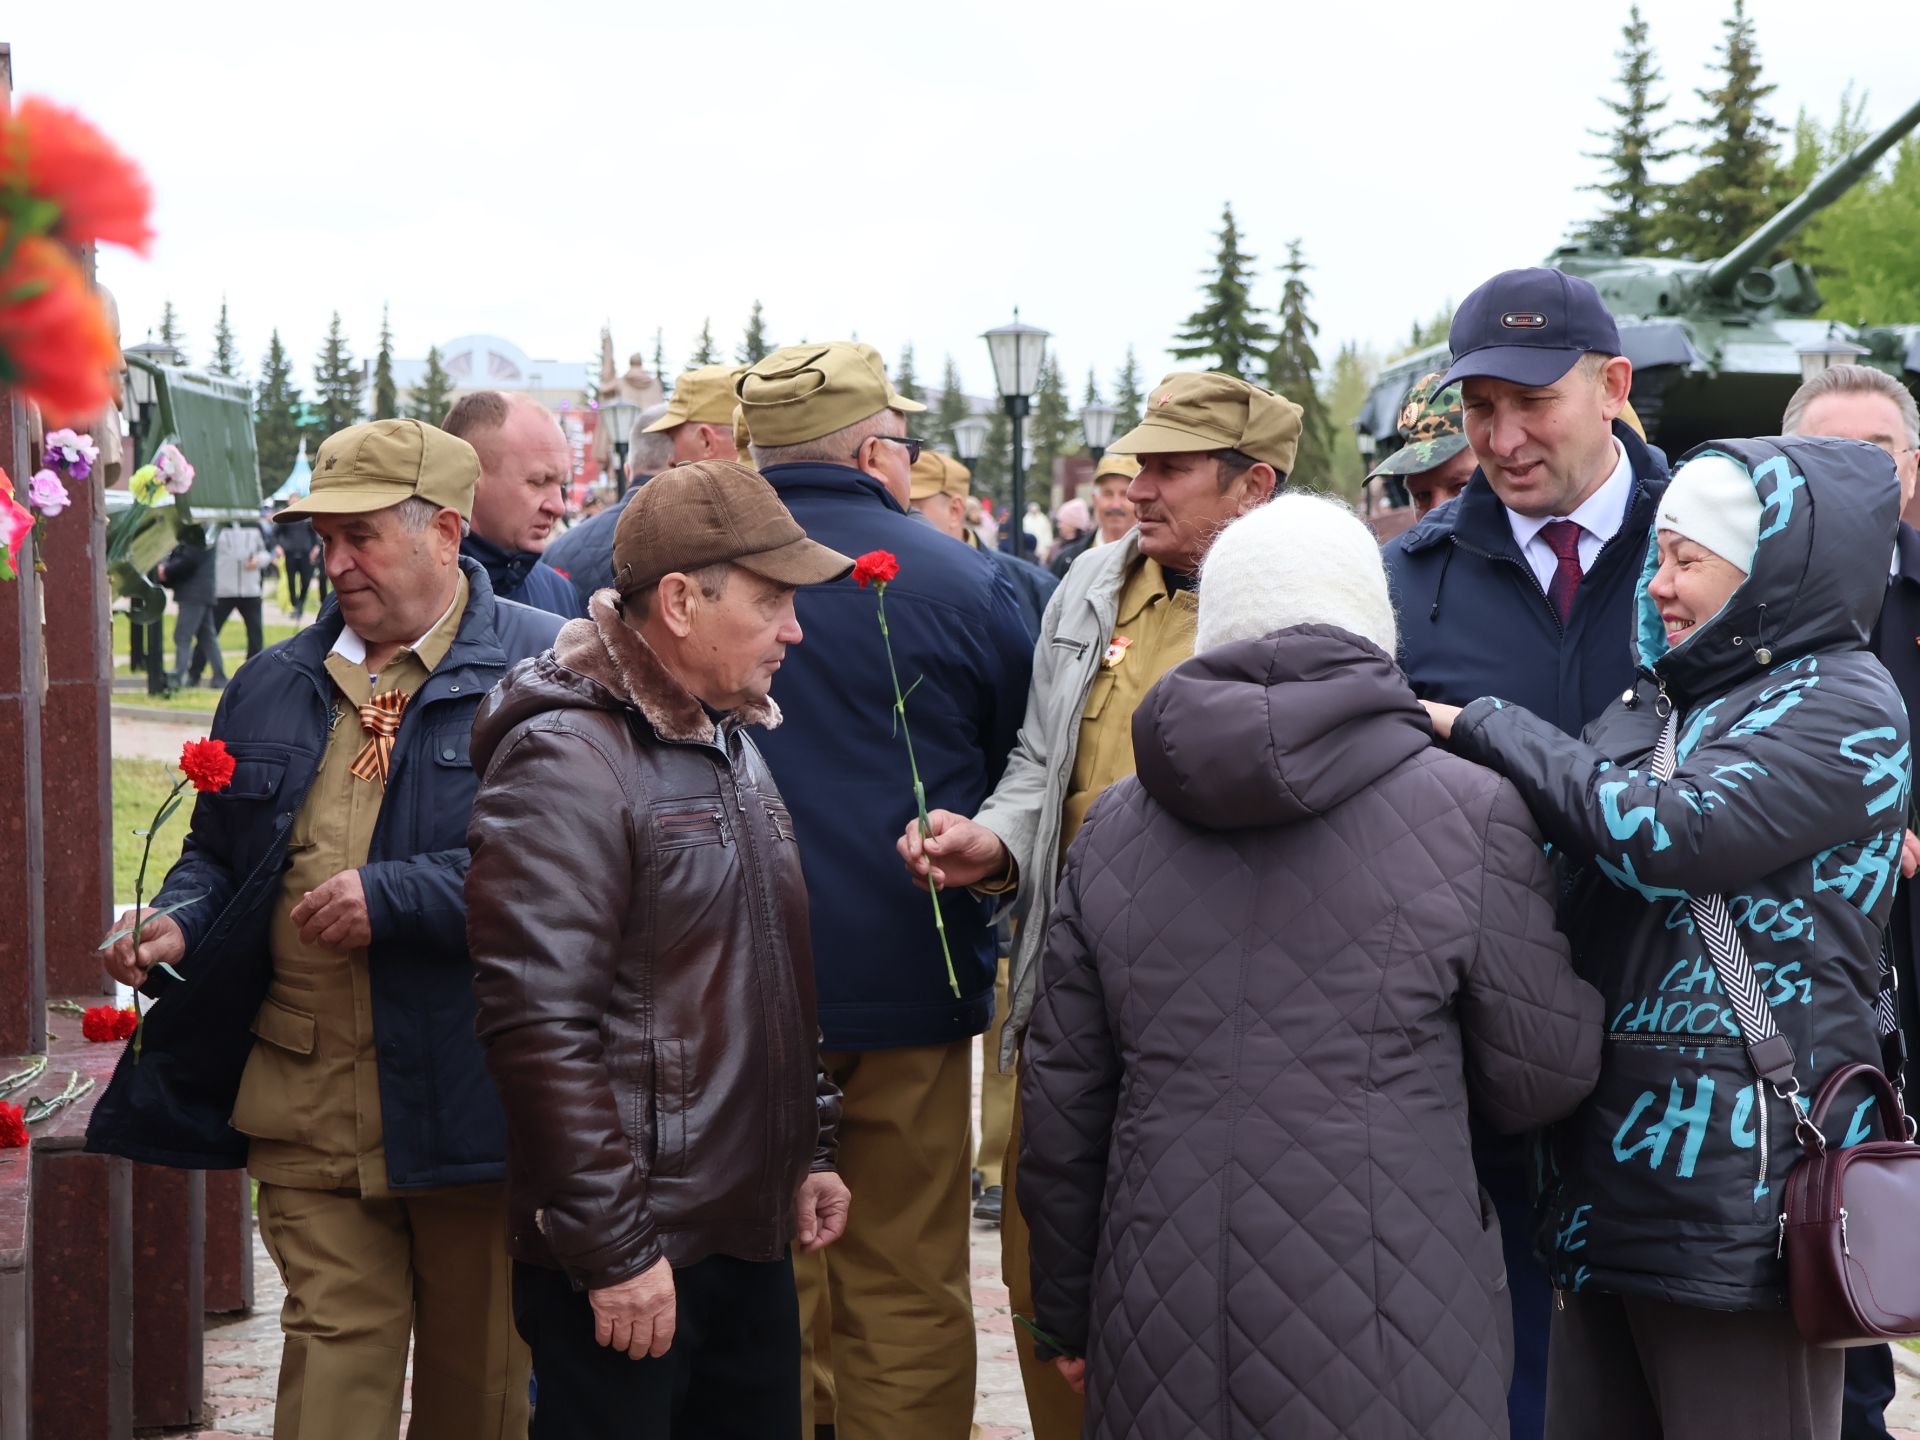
xmin=1369 ymin=371 xmax=1471 ymax=478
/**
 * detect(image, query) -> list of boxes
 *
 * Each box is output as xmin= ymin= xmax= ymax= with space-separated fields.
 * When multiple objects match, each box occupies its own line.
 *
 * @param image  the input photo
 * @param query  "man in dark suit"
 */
xmin=1785 ymin=363 xmax=1920 ymax=1440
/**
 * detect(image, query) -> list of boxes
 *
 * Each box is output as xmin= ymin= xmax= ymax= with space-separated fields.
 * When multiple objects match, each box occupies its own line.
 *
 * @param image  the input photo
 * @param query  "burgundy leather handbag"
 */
xmin=1780 ymin=1063 xmax=1920 ymax=1346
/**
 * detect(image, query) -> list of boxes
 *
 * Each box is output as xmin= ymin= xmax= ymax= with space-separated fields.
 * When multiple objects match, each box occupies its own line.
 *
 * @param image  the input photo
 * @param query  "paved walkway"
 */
xmin=194 ymin=1206 xmax=1032 ymax=1438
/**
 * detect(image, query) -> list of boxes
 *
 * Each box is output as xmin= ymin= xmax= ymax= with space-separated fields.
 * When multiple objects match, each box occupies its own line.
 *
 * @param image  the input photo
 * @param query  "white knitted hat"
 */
xmin=1657 ymin=453 xmax=1761 ymax=574
xmin=1197 ymin=493 xmax=1398 ymax=655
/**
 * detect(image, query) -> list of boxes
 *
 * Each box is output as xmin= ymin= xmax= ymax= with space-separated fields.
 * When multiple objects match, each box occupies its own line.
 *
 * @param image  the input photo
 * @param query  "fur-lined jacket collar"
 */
xmin=547 ymin=588 xmax=781 ymax=745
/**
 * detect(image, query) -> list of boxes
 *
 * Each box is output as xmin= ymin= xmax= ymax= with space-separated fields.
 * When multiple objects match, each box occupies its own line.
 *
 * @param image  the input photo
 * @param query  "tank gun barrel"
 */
xmin=1703 ymin=94 xmax=1920 ymax=297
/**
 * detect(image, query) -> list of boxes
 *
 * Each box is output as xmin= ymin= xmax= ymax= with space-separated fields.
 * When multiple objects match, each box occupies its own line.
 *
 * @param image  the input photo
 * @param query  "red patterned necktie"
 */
xmin=1540 ymin=520 xmax=1585 ymax=626
xmin=349 ymin=689 xmax=410 ymax=786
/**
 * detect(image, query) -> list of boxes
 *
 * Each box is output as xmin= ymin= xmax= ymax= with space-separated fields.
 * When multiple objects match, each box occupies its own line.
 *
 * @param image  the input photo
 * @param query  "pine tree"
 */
xmin=157 ymin=299 xmax=182 ymax=350
xmin=210 ymin=297 xmax=239 ymax=378
xmin=738 ymin=300 xmax=773 ymax=364
xmin=1389 ymin=304 xmax=1456 ymax=362
xmin=254 ymin=330 xmax=305 ymax=490
xmin=1265 ymin=240 xmax=1333 ymax=486
xmin=312 ymin=312 xmax=362 ymax=440
xmin=973 ymin=408 xmax=1012 ymax=509
xmin=1026 ymin=354 xmax=1078 ymax=500
xmin=1112 ymin=347 xmax=1145 ymax=434
xmin=1170 ymin=204 xmax=1273 ymax=382
xmin=935 ymin=356 xmax=970 ymax=452
xmin=894 ymin=344 xmax=928 ymax=440
xmin=652 ymin=328 xmax=669 ymax=383
xmin=1323 ymin=341 xmax=1382 ymax=500
xmin=371 ymin=304 xmax=398 ymax=421
xmin=1654 ymin=0 xmax=1784 ymax=259
xmin=688 ymin=319 xmax=718 ymax=367
xmin=1580 ymin=5 xmax=1676 ymax=252
xmin=1082 ymin=368 xmax=1102 ymax=411
xmin=409 ymin=345 xmax=454 ymax=425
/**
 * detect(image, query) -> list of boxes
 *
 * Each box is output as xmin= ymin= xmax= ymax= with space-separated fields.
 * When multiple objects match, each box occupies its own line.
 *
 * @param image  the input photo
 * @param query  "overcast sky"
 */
xmin=11 ymin=0 xmax=1916 ymax=404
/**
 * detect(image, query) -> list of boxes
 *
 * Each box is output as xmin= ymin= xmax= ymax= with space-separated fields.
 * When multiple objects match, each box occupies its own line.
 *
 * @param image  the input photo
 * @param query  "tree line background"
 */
xmin=152 ymin=0 xmax=1918 ymax=509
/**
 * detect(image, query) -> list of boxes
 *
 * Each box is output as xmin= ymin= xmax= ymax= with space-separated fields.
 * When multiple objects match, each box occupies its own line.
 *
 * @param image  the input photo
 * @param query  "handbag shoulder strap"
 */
xmin=1649 ymin=709 xmax=1802 ymax=1093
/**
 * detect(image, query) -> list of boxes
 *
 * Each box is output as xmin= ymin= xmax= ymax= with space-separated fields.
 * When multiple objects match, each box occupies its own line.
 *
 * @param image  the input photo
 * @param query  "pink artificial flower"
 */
xmin=27 ymin=469 xmax=69 ymax=516
xmin=153 ymin=442 xmax=194 ymax=496
xmin=0 ymin=469 xmax=35 ymax=581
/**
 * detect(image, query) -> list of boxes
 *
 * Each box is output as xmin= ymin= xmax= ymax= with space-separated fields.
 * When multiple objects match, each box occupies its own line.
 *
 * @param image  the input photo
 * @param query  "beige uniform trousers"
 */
xmin=256 ymin=1180 xmax=530 ymax=1440
xmin=796 ymin=1040 xmax=976 ymax=1439
xmin=977 ymin=956 xmax=1015 ymax=1188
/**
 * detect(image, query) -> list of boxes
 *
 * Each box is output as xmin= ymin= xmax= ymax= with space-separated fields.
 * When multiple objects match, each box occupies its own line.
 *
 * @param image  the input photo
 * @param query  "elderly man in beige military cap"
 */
xmin=92 ymin=418 xmax=567 ymax=1440
xmin=896 ymin=371 xmax=1300 ymax=1439
xmin=640 ymin=362 xmax=743 ymax=464
xmin=737 ymin=343 xmax=1035 ymax=1439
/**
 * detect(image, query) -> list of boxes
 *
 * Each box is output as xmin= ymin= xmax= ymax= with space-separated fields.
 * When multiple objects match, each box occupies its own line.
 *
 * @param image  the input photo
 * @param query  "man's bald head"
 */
xmin=445 ymin=391 xmax=571 ymax=553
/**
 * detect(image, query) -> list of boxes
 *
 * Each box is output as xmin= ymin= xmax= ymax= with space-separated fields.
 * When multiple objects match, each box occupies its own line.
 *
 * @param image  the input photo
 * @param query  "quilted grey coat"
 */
xmin=1020 ymin=623 xmax=1604 ymax=1440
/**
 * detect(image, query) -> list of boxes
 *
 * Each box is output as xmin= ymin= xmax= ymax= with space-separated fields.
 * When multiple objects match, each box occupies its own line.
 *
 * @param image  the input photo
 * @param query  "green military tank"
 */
xmin=1356 ymin=94 xmax=1920 ymax=489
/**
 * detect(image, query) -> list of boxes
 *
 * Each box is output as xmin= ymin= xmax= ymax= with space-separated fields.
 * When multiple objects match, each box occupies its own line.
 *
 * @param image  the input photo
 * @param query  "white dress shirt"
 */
xmin=1506 ymin=439 xmax=1635 ymax=596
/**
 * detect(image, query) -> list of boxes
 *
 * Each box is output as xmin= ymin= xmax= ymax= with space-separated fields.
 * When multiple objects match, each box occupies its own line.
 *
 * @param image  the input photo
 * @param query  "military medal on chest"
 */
xmin=1102 ymin=635 xmax=1132 ymax=669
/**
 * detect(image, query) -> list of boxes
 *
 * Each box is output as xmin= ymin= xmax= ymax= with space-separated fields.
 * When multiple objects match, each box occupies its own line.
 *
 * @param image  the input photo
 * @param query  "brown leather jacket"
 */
xmin=467 ymin=591 xmax=840 ymax=1289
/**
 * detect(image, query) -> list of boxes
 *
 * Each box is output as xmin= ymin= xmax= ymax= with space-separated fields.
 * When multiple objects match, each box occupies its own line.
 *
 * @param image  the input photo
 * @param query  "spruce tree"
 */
xmin=935 ymin=356 xmax=970 ymax=452
xmin=254 ymin=330 xmax=305 ymax=490
xmin=738 ymin=300 xmax=773 ymax=364
xmin=1082 ymin=368 xmax=1102 ymax=411
xmin=1170 ymin=203 xmax=1273 ymax=382
xmin=1323 ymin=341 xmax=1382 ymax=500
xmin=688 ymin=319 xmax=718 ymax=367
xmin=973 ymin=408 xmax=1011 ymax=509
xmin=157 ymin=299 xmax=183 ymax=350
xmin=371 ymin=304 xmax=398 ymax=421
xmin=312 ymin=311 xmax=362 ymax=439
xmin=1580 ymin=5 xmax=1676 ymax=252
xmin=895 ymin=344 xmax=928 ymax=440
xmin=1655 ymin=0 xmax=1784 ymax=258
xmin=210 ymin=297 xmax=239 ymax=378
xmin=1266 ymin=240 xmax=1333 ymax=486
xmin=1026 ymin=354 xmax=1078 ymax=501
xmin=408 ymin=345 xmax=454 ymax=425
xmin=1112 ymin=347 xmax=1145 ymax=433
xmin=652 ymin=328 xmax=669 ymax=383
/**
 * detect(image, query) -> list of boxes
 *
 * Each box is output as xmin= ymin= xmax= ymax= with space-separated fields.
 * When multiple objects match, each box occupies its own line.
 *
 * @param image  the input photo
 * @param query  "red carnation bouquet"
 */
xmin=80 ymin=1006 xmax=139 ymax=1043
xmin=98 ymin=737 xmax=234 ymax=1059
xmin=853 ymin=551 xmax=957 ymax=996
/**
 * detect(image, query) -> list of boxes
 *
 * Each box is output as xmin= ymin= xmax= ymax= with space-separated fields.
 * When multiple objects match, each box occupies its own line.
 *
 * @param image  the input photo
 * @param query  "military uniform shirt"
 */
xmin=232 ymin=576 xmax=469 ymax=1195
xmin=1059 ymin=556 xmax=1197 ymax=858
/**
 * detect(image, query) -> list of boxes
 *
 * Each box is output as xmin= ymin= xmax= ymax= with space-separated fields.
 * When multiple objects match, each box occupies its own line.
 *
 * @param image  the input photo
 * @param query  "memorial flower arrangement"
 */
xmin=0 ymin=1054 xmax=94 ymax=1145
xmin=80 ymin=1006 xmax=139 ymax=1043
xmin=98 ymin=736 xmax=234 ymax=1060
xmin=0 ymin=98 xmax=150 ymax=426
xmin=852 ymin=550 xmax=958 ymax=997
xmin=0 ymin=469 xmax=31 ymax=580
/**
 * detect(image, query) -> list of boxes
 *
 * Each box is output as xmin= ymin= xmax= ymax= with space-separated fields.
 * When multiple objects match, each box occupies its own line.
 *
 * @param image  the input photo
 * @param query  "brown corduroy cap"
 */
xmin=1109 ymin=372 xmax=1304 ymax=474
xmin=611 ymin=459 xmax=852 ymax=594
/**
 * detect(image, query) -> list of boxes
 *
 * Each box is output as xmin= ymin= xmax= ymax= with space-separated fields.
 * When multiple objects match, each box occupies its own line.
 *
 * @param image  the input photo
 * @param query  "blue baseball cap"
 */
xmin=1437 ymin=267 xmax=1623 ymax=389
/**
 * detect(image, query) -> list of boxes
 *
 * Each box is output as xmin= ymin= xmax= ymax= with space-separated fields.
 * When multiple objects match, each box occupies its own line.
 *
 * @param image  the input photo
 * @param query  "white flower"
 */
xmin=153 ymin=443 xmax=195 ymax=496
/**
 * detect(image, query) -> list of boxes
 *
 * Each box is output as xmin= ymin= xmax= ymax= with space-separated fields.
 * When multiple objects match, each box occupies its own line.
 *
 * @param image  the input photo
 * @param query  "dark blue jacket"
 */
xmin=904 ymin=508 xmax=1058 ymax=642
xmin=542 ymin=488 xmax=638 ymax=612
xmin=1383 ymin=419 xmax=1669 ymax=736
xmin=754 ymin=462 xmax=1034 ymax=1049
xmin=86 ymin=559 xmax=564 ymax=1186
xmin=462 ymin=531 xmax=582 ymax=619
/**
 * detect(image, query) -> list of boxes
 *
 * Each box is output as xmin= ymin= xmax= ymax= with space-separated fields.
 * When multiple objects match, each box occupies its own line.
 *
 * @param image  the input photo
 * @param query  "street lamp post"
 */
xmin=1079 ymin=402 xmax=1117 ymax=465
xmin=1795 ymin=324 xmax=1871 ymax=383
xmin=599 ymin=397 xmax=641 ymax=498
xmin=982 ymin=311 xmax=1050 ymax=560
xmin=950 ymin=415 xmax=990 ymax=468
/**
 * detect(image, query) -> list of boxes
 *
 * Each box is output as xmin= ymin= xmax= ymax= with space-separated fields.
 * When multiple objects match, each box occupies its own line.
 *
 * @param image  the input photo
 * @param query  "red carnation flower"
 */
xmin=0 ymin=1101 xmax=25 ymax=1149
xmin=0 ymin=232 xmax=119 ymax=423
xmin=179 ymin=737 xmax=235 ymax=793
xmin=81 ymin=1004 xmax=125 ymax=1042
xmin=1 ymin=97 xmax=155 ymax=254
xmin=851 ymin=550 xmax=900 ymax=589
xmin=113 ymin=1006 xmax=139 ymax=1040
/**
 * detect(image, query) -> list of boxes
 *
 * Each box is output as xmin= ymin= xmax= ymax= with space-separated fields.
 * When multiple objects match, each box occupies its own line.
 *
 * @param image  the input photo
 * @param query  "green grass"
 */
xmin=111 ymin=612 xmax=303 ymax=679
xmin=114 ymin=685 xmax=224 ymax=714
xmin=112 ymin=757 xmax=192 ymax=902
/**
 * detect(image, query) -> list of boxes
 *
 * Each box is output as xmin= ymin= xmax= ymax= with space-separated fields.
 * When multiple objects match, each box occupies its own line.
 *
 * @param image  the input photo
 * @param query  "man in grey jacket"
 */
xmin=898 ymin=370 xmax=1300 ymax=1439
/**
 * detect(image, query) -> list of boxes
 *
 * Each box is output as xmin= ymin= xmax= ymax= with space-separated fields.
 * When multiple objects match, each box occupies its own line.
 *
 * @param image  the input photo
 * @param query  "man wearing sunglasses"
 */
xmin=737 ymin=342 xmax=1034 ymax=1439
